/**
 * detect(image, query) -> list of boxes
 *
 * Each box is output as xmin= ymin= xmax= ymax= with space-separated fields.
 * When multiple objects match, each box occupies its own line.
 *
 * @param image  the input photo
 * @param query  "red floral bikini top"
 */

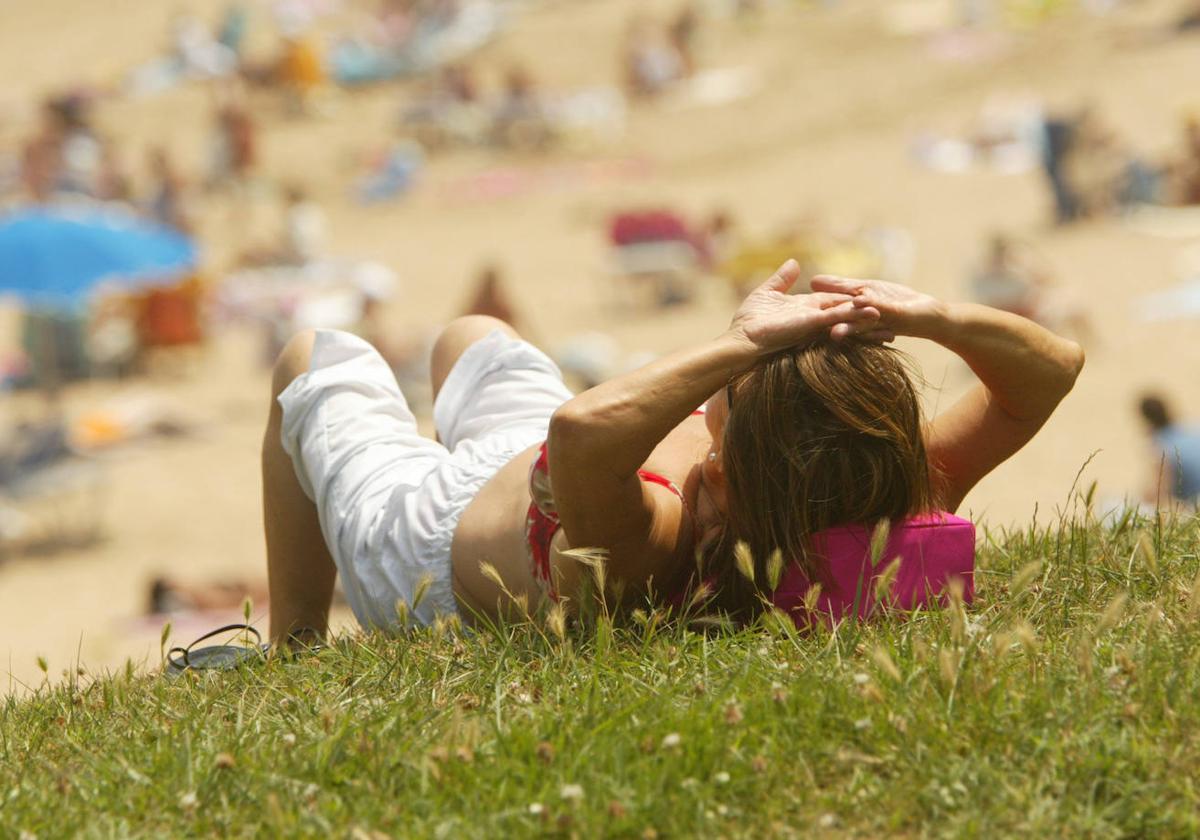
xmin=525 ymin=410 xmax=701 ymax=599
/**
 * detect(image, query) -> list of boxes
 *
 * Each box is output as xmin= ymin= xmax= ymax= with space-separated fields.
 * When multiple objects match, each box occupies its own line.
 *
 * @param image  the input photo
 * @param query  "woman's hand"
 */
xmin=729 ymin=260 xmax=881 ymax=355
xmin=810 ymin=275 xmax=947 ymax=342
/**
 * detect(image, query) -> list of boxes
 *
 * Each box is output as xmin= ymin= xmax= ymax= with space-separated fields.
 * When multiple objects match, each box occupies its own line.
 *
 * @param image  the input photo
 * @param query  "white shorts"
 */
xmin=278 ymin=328 xmax=573 ymax=629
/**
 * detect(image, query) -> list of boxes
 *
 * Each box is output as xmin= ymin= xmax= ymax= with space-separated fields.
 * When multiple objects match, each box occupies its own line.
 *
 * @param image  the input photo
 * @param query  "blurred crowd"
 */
xmin=3 ymin=0 xmax=1200 ymax=573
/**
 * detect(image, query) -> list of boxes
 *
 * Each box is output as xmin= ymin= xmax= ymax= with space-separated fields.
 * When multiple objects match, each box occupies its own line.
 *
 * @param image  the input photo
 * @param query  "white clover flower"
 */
xmin=528 ymin=802 xmax=544 ymax=815
xmin=852 ymin=672 xmax=870 ymax=685
xmin=560 ymin=784 xmax=584 ymax=801
xmin=661 ymin=732 xmax=682 ymax=749
xmin=853 ymin=717 xmax=871 ymax=730
xmin=178 ymin=792 xmax=198 ymax=811
xmin=714 ymin=771 xmax=730 ymax=785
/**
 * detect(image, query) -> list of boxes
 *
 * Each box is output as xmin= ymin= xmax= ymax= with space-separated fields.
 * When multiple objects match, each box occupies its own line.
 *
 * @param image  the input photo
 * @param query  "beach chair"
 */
xmin=607 ymin=211 xmax=704 ymax=308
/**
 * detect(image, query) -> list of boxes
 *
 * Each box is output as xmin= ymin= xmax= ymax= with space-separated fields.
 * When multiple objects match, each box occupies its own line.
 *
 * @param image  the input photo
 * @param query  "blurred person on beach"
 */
xmin=669 ymin=3 xmax=702 ymax=78
xmin=277 ymin=31 xmax=326 ymax=116
xmin=207 ymin=99 xmax=258 ymax=191
xmin=260 ymin=262 xmax=1082 ymax=643
xmin=20 ymin=94 xmax=102 ymax=200
xmin=463 ymin=264 xmax=519 ymax=328
xmin=1139 ymin=394 xmax=1200 ymax=505
xmin=1041 ymin=108 xmax=1081 ymax=224
xmin=218 ymin=2 xmax=251 ymax=61
xmin=145 ymin=147 xmax=191 ymax=233
xmin=1177 ymin=1 xmax=1200 ymax=32
xmin=399 ymin=62 xmax=484 ymax=150
xmin=623 ymin=16 xmax=687 ymax=98
xmin=95 ymin=146 xmax=133 ymax=204
xmin=148 ymin=576 xmax=269 ymax=615
xmin=238 ymin=185 xmax=327 ymax=266
xmin=968 ymin=233 xmax=1093 ymax=344
xmin=281 ymin=185 xmax=327 ymax=264
xmin=491 ymin=65 xmax=552 ymax=151
xmin=1167 ymin=114 xmax=1200 ymax=206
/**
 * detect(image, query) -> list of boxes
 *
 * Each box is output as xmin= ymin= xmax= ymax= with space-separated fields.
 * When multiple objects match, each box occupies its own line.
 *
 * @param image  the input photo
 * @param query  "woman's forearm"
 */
xmin=921 ymin=302 xmax=1085 ymax=422
xmin=549 ymin=331 xmax=756 ymax=479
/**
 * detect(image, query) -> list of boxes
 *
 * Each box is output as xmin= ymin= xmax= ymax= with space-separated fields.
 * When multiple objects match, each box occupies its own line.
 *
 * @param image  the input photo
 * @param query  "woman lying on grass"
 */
xmin=264 ymin=260 xmax=1083 ymax=644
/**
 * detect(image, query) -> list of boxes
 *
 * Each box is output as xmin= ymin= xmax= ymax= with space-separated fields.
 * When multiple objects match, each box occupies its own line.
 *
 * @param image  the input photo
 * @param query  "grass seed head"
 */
xmin=1011 ymin=561 xmax=1043 ymax=597
xmin=1013 ymin=621 xmax=1039 ymax=655
xmin=766 ymin=548 xmax=784 ymax=591
xmin=1134 ymin=530 xmax=1158 ymax=573
xmin=1096 ymin=592 xmax=1128 ymax=634
xmin=868 ymin=518 xmax=891 ymax=565
xmin=412 ymin=574 xmax=434 ymax=611
xmin=1075 ymin=632 xmax=1094 ymax=678
xmin=874 ymin=557 xmax=901 ymax=606
xmin=912 ymin=638 xmax=931 ymax=664
xmin=687 ymin=581 xmax=714 ymax=611
xmin=870 ymin=646 xmax=902 ymax=682
xmin=802 ymin=582 xmax=823 ymax=614
xmin=546 ymin=603 xmax=567 ymax=641
xmin=1188 ymin=571 xmax=1200 ymax=620
xmin=938 ymin=648 xmax=958 ymax=689
xmin=734 ymin=541 xmax=755 ymax=584
xmin=512 ymin=593 xmax=530 ymax=619
xmin=213 ymin=752 xmax=235 ymax=770
xmin=990 ymin=632 xmax=1012 ymax=660
xmin=478 ymin=561 xmax=505 ymax=589
xmin=724 ymin=702 xmax=743 ymax=725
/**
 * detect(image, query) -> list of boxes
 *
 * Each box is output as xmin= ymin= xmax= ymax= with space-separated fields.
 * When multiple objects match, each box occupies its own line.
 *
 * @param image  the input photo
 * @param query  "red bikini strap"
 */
xmin=636 ymin=469 xmax=685 ymax=501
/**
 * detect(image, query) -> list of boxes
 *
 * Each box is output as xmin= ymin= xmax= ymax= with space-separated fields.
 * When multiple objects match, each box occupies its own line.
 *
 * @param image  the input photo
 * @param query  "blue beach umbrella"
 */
xmin=0 ymin=204 xmax=198 ymax=310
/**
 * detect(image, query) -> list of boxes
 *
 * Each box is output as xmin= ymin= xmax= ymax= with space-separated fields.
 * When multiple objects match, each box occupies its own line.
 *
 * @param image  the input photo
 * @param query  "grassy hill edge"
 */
xmin=3 ymin=507 xmax=1199 ymax=838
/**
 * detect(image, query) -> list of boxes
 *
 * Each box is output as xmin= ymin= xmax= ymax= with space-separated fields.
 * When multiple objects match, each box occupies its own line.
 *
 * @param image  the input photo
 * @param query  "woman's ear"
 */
xmin=701 ymin=451 xmax=729 ymax=513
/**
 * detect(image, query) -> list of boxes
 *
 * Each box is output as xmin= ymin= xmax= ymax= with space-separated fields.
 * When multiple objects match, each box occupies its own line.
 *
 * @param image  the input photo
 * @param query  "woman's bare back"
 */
xmin=450 ymin=414 xmax=712 ymax=620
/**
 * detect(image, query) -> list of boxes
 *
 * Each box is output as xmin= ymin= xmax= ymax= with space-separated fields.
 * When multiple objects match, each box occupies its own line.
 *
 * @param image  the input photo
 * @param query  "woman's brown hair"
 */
xmin=702 ymin=339 xmax=935 ymax=620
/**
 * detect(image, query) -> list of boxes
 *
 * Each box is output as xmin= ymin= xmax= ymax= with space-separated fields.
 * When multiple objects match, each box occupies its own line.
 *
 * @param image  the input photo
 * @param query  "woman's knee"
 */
xmin=272 ymin=330 xmax=318 ymax=399
xmin=431 ymin=316 xmax=518 ymax=394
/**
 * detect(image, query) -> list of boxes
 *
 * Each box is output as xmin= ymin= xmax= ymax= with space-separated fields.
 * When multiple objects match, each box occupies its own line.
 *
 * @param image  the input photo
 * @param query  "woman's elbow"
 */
xmin=1059 ymin=340 xmax=1085 ymax=393
xmin=548 ymin=402 xmax=593 ymax=448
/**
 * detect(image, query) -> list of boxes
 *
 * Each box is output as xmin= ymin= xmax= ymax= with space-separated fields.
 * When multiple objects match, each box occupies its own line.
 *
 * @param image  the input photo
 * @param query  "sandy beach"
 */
xmin=3 ymin=0 xmax=1199 ymax=693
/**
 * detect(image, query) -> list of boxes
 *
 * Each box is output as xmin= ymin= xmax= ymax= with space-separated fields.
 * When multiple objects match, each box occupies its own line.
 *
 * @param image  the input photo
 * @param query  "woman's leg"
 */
xmin=263 ymin=331 xmax=335 ymax=645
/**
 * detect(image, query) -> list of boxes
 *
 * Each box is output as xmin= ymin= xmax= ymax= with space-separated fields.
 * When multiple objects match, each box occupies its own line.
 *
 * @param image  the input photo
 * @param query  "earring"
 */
xmin=708 ymin=451 xmax=718 ymax=462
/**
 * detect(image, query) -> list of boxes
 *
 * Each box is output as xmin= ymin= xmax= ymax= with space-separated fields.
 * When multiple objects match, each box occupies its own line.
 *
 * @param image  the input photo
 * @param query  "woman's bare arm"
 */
xmin=813 ymin=275 xmax=1085 ymax=511
xmin=549 ymin=261 xmax=880 ymax=587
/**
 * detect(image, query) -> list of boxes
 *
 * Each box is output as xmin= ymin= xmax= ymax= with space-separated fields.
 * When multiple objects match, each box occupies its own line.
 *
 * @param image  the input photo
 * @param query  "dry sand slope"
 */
xmin=2 ymin=0 xmax=1199 ymax=690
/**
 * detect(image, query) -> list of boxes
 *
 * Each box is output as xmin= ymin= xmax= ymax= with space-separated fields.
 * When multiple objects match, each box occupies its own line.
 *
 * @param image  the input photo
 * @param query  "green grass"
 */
xmin=5 ymin=505 xmax=1200 ymax=838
